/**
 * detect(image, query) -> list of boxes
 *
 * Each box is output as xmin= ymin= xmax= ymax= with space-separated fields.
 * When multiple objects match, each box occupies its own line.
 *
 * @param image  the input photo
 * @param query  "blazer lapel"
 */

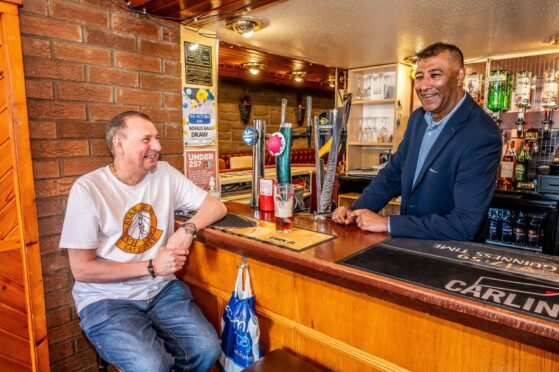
xmin=410 ymin=94 xmax=475 ymax=194
xmin=402 ymin=116 xmax=427 ymax=196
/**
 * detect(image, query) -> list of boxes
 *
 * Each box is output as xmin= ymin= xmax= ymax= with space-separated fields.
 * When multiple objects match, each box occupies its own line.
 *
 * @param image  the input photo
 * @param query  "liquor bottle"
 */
xmin=487 ymin=208 xmax=501 ymax=241
xmin=541 ymin=69 xmax=558 ymax=110
xmin=465 ymin=72 xmax=483 ymax=106
xmin=487 ymin=70 xmax=509 ymax=122
xmin=527 ymin=215 xmax=541 ymax=248
xmin=515 ymin=211 xmax=526 ymax=246
xmin=499 ymin=141 xmax=516 ymax=190
xmin=501 ymin=210 xmax=515 ymax=243
xmin=515 ymin=142 xmax=530 ymax=184
xmin=514 ymin=71 xmax=532 ymax=137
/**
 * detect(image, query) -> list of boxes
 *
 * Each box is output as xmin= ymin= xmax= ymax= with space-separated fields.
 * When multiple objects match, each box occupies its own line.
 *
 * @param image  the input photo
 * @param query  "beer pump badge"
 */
xmin=242 ymin=127 xmax=256 ymax=146
xmin=266 ymin=132 xmax=286 ymax=157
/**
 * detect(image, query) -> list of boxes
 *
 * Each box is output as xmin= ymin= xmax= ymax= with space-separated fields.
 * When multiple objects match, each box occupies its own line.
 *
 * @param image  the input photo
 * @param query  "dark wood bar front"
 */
xmin=177 ymin=202 xmax=558 ymax=371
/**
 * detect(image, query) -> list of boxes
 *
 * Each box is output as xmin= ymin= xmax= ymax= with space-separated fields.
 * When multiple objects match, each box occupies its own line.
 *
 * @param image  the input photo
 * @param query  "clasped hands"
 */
xmin=150 ymin=228 xmax=194 ymax=276
xmin=332 ymin=206 xmax=388 ymax=232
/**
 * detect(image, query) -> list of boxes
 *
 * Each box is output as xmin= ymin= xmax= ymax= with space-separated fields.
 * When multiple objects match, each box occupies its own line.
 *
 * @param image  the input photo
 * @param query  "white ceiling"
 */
xmin=204 ymin=0 xmax=559 ymax=69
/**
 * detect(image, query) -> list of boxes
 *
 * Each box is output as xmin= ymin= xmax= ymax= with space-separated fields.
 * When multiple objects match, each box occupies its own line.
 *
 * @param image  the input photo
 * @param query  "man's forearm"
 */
xmin=187 ymin=194 xmax=227 ymax=230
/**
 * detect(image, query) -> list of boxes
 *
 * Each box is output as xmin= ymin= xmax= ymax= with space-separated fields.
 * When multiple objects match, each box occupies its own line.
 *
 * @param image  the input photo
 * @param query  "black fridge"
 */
xmin=484 ymin=190 xmax=559 ymax=255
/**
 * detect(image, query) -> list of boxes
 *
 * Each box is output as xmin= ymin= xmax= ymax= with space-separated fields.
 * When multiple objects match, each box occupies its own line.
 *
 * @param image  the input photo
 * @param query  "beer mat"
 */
xmin=338 ymin=238 xmax=559 ymax=323
xmin=210 ymin=218 xmax=335 ymax=252
xmin=209 ymin=213 xmax=256 ymax=228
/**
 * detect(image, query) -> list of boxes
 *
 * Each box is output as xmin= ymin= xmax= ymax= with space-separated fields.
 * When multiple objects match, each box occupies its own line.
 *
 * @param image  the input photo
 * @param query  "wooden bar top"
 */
xmin=182 ymin=202 xmax=559 ymax=353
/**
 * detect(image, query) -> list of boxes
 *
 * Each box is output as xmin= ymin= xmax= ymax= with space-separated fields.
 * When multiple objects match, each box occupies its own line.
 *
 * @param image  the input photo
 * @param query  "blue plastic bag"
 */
xmin=219 ymin=263 xmax=262 ymax=372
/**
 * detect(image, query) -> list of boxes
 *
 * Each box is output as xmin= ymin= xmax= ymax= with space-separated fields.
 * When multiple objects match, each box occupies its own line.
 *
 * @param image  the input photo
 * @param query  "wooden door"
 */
xmin=0 ymin=1 xmax=49 ymax=370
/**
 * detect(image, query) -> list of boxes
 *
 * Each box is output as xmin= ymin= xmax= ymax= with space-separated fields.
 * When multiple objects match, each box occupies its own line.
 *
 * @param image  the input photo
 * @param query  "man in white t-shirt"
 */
xmin=60 ymin=111 xmax=227 ymax=371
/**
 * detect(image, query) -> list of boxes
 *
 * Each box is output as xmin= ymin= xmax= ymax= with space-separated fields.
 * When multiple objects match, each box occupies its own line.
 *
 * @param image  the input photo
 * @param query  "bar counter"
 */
xmin=177 ymin=202 xmax=558 ymax=371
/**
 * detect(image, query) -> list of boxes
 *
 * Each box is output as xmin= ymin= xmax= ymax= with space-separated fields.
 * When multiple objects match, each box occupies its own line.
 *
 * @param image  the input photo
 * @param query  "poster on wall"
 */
xmin=182 ymin=87 xmax=217 ymax=146
xmin=184 ymin=149 xmax=219 ymax=193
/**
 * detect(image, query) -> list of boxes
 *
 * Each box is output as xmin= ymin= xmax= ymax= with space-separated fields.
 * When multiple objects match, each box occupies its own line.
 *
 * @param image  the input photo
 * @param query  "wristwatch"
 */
xmin=181 ymin=222 xmax=197 ymax=237
xmin=147 ymin=259 xmax=156 ymax=278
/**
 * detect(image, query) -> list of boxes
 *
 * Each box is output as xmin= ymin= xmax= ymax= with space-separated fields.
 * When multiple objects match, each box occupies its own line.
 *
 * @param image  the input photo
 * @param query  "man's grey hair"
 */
xmin=416 ymin=42 xmax=464 ymax=68
xmin=106 ymin=111 xmax=152 ymax=156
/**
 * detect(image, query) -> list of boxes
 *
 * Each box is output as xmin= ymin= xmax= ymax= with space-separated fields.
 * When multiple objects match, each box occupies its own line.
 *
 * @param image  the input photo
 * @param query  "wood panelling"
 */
xmin=130 ymin=0 xmax=280 ymax=25
xmin=0 ymin=1 xmax=49 ymax=370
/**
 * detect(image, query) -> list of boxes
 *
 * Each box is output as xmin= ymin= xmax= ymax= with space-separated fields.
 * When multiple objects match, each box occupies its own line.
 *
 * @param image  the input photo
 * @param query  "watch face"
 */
xmin=183 ymin=223 xmax=196 ymax=234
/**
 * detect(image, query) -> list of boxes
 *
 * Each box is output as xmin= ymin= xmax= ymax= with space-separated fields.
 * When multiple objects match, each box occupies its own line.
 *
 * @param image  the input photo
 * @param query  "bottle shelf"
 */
xmin=347 ymin=141 xmax=393 ymax=147
xmin=485 ymin=239 xmax=543 ymax=253
xmin=352 ymin=98 xmax=395 ymax=105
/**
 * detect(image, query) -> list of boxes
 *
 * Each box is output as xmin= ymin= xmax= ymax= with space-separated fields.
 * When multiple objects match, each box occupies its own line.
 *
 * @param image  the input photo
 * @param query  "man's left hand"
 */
xmin=350 ymin=209 xmax=388 ymax=232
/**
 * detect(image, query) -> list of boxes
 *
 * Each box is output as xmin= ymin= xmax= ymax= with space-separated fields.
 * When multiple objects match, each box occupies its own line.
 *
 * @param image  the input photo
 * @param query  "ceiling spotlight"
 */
xmin=226 ymin=16 xmax=264 ymax=38
xmin=290 ymin=71 xmax=306 ymax=83
xmin=241 ymin=62 xmax=266 ymax=75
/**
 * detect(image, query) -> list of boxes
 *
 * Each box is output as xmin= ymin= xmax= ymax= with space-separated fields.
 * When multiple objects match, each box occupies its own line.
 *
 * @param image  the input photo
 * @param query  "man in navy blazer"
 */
xmin=332 ymin=43 xmax=501 ymax=240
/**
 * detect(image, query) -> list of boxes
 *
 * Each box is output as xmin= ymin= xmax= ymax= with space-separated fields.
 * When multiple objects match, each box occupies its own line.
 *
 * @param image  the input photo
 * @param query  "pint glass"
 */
xmin=274 ymin=183 xmax=294 ymax=233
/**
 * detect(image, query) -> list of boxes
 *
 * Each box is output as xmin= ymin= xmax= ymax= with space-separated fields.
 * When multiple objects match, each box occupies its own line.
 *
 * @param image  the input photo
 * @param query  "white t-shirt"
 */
xmin=59 ymin=161 xmax=207 ymax=313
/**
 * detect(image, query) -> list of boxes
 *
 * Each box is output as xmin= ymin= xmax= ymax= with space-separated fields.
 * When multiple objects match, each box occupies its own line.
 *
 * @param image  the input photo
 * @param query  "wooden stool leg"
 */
xmin=97 ymin=353 xmax=109 ymax=372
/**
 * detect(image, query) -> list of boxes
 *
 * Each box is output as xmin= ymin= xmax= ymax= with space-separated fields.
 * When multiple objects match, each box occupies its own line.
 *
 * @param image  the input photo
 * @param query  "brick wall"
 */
xmin=218 ymin=79 xmax=334 ymax=153
xmin=21 ymin=1 xmax=335 ymax=370
xmin=21 ymin=0 xmax=182 ymax=369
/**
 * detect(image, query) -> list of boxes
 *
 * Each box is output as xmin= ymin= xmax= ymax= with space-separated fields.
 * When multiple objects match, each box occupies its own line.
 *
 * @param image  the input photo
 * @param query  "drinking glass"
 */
xmin=274 ymin=183 xmax=294 ymax=233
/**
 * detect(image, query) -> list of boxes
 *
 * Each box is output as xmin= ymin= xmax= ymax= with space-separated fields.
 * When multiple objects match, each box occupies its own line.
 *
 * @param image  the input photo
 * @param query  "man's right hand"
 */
xmin=332 ymin=206 xmax=356 ymax=225
xmin=152 ymin=246 xmax=188 ymax=276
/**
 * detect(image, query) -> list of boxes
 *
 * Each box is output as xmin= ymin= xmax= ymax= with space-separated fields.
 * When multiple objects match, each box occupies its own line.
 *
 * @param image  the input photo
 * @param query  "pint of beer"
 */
xmin=274 ymin=183 xmax=294 ymax=233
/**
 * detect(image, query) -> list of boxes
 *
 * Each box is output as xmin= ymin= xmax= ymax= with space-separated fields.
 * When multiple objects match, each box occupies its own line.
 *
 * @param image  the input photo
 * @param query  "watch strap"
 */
xmin=181 ymin=222 xmax=197 ymax=237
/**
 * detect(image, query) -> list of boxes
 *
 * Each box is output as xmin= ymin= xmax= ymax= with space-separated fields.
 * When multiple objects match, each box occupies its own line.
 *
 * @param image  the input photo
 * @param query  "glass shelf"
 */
xmin=347 ymin=142 xmax=393 ymax=147
xmin=352 ymin=98 xmax=395 ymax=105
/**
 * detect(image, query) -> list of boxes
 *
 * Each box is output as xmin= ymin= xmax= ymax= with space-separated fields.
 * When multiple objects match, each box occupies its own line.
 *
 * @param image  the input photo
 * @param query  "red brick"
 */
xmin=21 ymin=0 xmax=49 ymax=15
xmin=28 ymin=101 xmax=86 ymax=120
xmin=161 ymin=154 xmax=183 ymax=170
xmin=29 ymin=121 xmax=57 ymax=139
xmin=20 ymin=15 xmax=82 ymax=42
xmin=43 ymin=270 xmax=71 ymax=293
xmin=31 ymin=139 xmax=89 ymax=158
xmin=41 ymin=251 xmax=68 ymax=273
xmin=56 ymin=82 xmax=113 ymax=102
xmin=24 ymin=57 xmax=85 ymax=81
xmin=116 ymin=87 xmax=161 ymax=106
xmin=38 ymin=214 xmax=65 ymax=236
xmin=51 ymin=349 xmax=97 ymax=372
xmin=46 ymin=306 xmax=72 ymax=329
xmin=32 ymin=159 xmax=61 ymax=179
xmin=36 ymin=198 xmax=64 ymax=218
xmin=54 ymin=42 xmax=111 ymax=66
xmin=142 ymin=107 xmax=181 ymax=123
xmin=26 ymin=80 xmax=54 ymax=99
xmin=52 ymin=0 xmax=109 ymax=29
xmin=85 ymin=28 xmax=136 ymax=51
xmin=89 ymin=103 xmax=140 ymax=121
xmin=139 ymin=39 xmax=179 ymax=60
xmin=112 ymin=14 xmax=158 ymax=39
xmin=90 ymin=139 xmax=111 ymax=156
xmin=159 ymin=139 xmax=182 ymax=155
xmin=33 ymin=159 xmax=60 ymax=179
xmin=115 ymin=51 xmax=161 ymax=73
xmin=87 ymin=66 xmax=138 ymax=87
xmin=59 ymin=121 xmax=106 ymax=139
xmin=21 ymin=37 xmax=51 ymax=58
xmin=164 ymin=93 xmax=182 ymax=108
xmin=49 ymin=339 xmax=75 ymax=363
xmin=39 ymin=234 xmax=62 ymax=256
xmin=83 ymin=0 xmax=130 ymax=15
xmin=48 ymin=319 xmax=83 ymax=344
xmin=63 ymin=158 xmax=111 ymax=176
xmin=140 ymin=73 xmax=181 ymax=92
xmin=76 ymin=334 xmax=94 ymax=353
xmin=164 ymin=60 xmax=180 ymax=76
xmin=163 ymin=123 xmax=182 ymax=139
xmin=44 ymin=287 xmax=74 ymax=311
xmin=162 ymin=27 xmax=180 ymax=44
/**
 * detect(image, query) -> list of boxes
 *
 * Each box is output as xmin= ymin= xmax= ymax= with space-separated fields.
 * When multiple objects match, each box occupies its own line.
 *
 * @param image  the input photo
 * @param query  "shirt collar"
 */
xmin=424 ymin=93 xmax=467 ymax=129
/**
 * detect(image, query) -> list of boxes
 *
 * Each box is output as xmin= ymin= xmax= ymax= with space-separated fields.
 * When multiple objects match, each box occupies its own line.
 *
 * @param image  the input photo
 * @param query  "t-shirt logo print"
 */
xmin=116 ymin=203 xmax=163 ymax=254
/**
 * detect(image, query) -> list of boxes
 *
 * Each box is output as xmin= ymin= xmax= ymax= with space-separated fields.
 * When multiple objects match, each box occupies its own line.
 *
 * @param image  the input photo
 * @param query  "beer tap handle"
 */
xmin=306 ymin=96 xmax=312 ymax=148
xmin=280 ymin=98 xmax=287 ymax=125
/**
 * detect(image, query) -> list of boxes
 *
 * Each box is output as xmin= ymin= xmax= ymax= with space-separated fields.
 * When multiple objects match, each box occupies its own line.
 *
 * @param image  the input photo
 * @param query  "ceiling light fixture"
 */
xmin=290 ymin=71 xmax=306 ymax=83
xmin=226 ymin=16 xmax=264 ymax=38
xmin=241 ymin=62 xmax=267 ymax=75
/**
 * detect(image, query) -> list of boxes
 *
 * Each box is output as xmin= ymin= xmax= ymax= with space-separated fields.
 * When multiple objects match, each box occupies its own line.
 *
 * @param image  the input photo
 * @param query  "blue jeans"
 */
xmin=79 ymin=280 xmax=220 ymax=372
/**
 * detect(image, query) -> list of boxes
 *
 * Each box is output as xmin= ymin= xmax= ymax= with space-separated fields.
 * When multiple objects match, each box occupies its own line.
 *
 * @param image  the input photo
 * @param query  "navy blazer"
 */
xmin=352 ymin=93 xmax=502 ymax=240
